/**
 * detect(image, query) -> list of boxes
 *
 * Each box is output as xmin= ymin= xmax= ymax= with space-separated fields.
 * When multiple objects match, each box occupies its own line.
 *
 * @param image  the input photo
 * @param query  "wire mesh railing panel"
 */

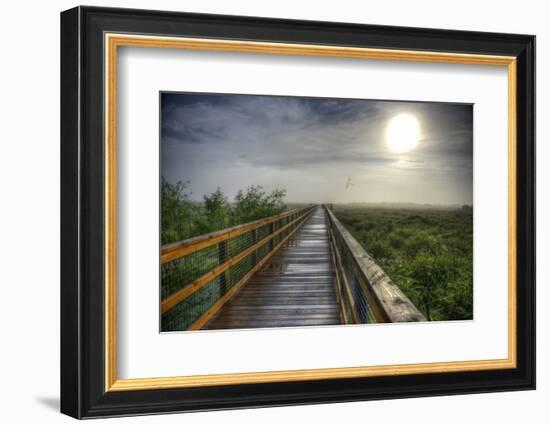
xmin=327 ymin=212 xmax=375 ymax=325
xmin=160 ymin=206 xmax=314 ymax=331
xmin=226 ymin=231 xmax=256 ymax=259
xmin=161 ymin=244 xmax=219 ymax=300
xmin=226 ymin=255 xmax=256 ymax=292
xmin=256 ymin=242 xmax=271 ymax=263
xmin=161 ymin=275 xmax=223 ymax=331
xmin=256 ymin=223 xmax=272 ymax=241
xmin=343 ymin=246 xmax=373 ymax=324
xmin=333 ymin=249 xmax=352 ymax=324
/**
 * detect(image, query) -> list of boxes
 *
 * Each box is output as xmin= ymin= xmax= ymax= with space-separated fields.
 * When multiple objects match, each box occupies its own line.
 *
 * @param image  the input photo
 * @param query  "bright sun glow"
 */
xmin=386 ymin=113 xmax=421 ymax=153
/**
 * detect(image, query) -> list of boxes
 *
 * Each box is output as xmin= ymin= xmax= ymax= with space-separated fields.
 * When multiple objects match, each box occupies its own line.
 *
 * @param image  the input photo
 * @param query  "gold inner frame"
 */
xmin=104 ymin=33 xmax=517 ymax=392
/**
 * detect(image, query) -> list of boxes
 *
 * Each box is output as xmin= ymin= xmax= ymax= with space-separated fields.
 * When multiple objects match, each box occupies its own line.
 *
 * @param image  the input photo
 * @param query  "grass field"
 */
xmin=333 ymin=206 xmax=473 ymax=321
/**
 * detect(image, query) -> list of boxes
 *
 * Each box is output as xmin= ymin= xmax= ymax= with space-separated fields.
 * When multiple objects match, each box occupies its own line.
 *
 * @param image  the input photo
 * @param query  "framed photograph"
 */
xmin=60 ymin=6 xmax=535 ymax=419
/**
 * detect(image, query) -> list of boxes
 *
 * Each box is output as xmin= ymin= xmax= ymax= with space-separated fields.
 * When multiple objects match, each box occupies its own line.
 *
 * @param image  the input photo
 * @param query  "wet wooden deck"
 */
xmin=204 ymin=207 xmax=341 ymax=330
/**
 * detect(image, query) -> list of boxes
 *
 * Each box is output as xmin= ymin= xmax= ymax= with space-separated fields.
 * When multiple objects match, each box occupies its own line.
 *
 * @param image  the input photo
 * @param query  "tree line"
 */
xmin=161 ymin=178 xmax=287 ymax=244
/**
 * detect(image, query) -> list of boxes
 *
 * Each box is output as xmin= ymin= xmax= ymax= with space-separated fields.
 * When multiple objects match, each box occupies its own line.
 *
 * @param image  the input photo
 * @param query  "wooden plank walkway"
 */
xmin=203 ymin=207 xmax=341 ymax=330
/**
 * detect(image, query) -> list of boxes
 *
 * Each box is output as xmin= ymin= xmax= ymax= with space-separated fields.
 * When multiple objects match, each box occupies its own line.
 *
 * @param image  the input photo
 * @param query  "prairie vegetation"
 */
xmin=333 ymin=206 xmax=473 ymax=321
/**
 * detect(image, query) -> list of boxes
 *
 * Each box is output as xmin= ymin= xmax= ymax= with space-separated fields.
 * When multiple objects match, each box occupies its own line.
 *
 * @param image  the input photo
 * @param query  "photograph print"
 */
xmin=160 ymin=92 xmax=473 ymax=332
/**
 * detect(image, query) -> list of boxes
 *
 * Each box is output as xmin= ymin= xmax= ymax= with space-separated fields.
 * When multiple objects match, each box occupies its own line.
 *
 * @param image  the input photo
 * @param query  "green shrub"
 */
xmin=333 ymin=207 xmax=473 ymax=322
xmin=403 ymin=232 xmax=440 ymax=258
xmin=161 ymin=180 xmax=288 ymax=244
xmin=410 ymin=255 xmax=457 ymax=320
xmin=368 ymin=240 xmax=394 ymax=260
xmin=388 ymin=233 xmax=404 ymax=249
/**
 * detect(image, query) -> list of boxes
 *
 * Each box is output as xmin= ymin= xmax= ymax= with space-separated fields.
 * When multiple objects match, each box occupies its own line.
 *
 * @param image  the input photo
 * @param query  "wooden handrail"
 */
xmin=327 ymin=221 xmax=360 ymax=324
xmin=326 ymin=208 xmax=425 ymax=323
xmin=161 ymin=207 xmax=312 ymax=264
xmin=187 ymin=207 xmax=315 ymax=330
xmin=161 ymin=207 xmax=315 ymax=313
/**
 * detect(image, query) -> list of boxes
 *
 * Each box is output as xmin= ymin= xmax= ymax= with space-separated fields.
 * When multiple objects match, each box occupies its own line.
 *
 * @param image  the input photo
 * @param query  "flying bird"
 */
xmin=345 ymin=177 xmax=355 ymax=190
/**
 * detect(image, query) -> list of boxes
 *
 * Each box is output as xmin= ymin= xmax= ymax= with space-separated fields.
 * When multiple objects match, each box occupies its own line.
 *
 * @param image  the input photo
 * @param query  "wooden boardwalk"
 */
xmin=204 ymin=207 xmax=341 ymax=330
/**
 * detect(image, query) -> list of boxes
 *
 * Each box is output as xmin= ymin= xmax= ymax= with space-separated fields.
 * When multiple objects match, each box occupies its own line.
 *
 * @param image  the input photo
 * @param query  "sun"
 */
xmin=386 ymin=113 xmax=421 ymax=153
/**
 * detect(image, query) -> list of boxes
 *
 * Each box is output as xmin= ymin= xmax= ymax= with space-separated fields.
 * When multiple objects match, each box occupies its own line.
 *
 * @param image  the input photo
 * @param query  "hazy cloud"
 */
xmin=161 ymin=92 xmax=473 ymax=205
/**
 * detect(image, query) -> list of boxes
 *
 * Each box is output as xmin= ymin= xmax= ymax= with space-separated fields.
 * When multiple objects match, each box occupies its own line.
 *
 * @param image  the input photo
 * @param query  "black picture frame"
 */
xmin=61 ymin=6 xmax=535 ymax=419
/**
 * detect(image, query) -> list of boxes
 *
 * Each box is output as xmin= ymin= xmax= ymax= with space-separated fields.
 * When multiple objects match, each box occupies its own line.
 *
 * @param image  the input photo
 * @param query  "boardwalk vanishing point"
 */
xmin=160 ymin=205 xmax=425 ymax=332
xmin=204 ymin=207 xmax=340 ymax=329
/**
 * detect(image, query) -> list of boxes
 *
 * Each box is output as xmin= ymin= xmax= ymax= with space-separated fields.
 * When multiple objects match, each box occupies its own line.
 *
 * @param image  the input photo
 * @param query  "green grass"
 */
xmin=333 ymin=206 xmax=473 ymax=321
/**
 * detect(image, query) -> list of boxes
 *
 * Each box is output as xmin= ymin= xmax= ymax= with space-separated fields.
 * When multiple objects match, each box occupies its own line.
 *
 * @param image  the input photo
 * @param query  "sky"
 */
xmin=161 ymin=92 xmax=473 ymax=205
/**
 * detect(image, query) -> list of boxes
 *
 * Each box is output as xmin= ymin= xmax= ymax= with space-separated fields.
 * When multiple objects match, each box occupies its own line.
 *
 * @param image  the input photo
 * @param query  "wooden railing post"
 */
xmin=269 ymin=222 xmax=274 ymax=251
xmin=218 ymin=240 xmax=227 ymax=295
xmin=252 ymin=229 xmax=258 ymax=264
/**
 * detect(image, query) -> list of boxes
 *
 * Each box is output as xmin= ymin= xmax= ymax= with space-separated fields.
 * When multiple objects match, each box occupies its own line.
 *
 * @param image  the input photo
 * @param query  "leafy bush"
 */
xmin=409 ymin=255 xmax=456 ymax=320
xmin=161 ymin=178 xmax=198 ymax=244
xmin=161 ymin=180 xmax=288 ymax=244
xmin=234 ymin=185 xmax=286 ymax=223
xmin=403 ymin=232 xmax=440 ymax=258
xmin=200 ymin=188 xmax=231 ymax=233
xmin=368 ymin=240 xmax=394 ymax=260
xmin=388 ymin=233 xmax=404 ymax=249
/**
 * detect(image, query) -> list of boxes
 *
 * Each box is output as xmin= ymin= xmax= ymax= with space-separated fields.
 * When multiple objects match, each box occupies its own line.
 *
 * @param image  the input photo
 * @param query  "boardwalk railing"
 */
xmin=161 ymin=206 xmax=316 ymax=331
xmin=325 ymin=207 xmax=426 ymax=324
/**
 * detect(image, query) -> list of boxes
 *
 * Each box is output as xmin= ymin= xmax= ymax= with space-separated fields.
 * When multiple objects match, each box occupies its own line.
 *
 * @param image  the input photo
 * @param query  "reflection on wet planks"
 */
xmin=204 ymin=207 xmax=341 ymax=330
